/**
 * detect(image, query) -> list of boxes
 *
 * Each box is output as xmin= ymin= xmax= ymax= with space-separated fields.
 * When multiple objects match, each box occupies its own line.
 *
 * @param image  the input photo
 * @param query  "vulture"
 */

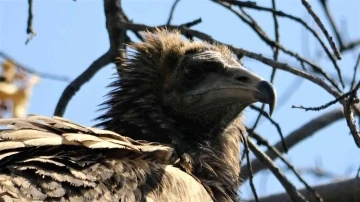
xmin=0 ymin=30 xmax=276 ymax=202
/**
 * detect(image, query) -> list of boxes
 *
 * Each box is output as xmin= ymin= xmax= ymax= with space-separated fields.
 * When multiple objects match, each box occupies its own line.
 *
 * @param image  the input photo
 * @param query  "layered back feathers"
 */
xmin=0 ymin=115 xmax=212 ymax=201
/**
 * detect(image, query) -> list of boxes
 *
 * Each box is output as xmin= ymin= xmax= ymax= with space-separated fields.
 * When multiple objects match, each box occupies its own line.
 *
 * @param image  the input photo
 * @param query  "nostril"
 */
xmin=235 ymin=76 xmax=250 ymax=83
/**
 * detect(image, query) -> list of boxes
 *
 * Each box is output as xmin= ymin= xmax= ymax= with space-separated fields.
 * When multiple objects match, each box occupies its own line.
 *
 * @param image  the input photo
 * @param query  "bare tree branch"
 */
xmin=251 ymin=133 xmax=324 ymax=202
xmin=54 ymin=0 xmax=127 ymax=116
xmin=25 ymin=0 xmax=36 ymax=45
xmin=248 ymin=178 xmax=360 ymax=202
xmin=243 ymin=133 xmax=259 ymax=202
xmin=167 ymin=0 xmax=181 ymax=25
xmin=241 ymin=107 xmax=346 ymax=181
xmin=350 ymin=54 xmax=360 ymax=89
xmin=214 ymin=0 xmax=344 ymax=90
xmin=247 ymin=137 xmax=308 ymax=202
xmin=301 ymin=0 xmax=341 ymax=60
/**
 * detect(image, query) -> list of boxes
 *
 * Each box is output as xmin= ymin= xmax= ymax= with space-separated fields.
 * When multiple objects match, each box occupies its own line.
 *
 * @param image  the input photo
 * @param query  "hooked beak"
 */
xmin=254 ymin=80 xmax=277 ymax=116
xmin=188 ymin=66 xmax=277 ymax=116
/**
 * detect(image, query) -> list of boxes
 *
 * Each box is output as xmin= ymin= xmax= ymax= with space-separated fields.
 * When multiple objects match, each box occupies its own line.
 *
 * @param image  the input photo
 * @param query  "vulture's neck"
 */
xmin=178 ymin=116 xmax=243 ymax=202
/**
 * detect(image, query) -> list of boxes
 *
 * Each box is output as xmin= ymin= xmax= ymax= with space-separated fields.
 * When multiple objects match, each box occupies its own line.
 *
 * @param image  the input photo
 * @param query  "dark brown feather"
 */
xmin=0 ymin=115 xmax=212 ymax=202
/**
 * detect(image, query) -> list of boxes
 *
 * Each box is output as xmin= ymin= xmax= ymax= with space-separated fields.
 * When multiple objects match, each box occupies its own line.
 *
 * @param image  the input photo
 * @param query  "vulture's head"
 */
xmin=97 ymin=29 xmax=276 ymax=145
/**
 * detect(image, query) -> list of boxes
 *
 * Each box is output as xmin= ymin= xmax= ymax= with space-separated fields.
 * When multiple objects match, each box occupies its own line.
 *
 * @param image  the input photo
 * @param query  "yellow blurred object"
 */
xmin=1 ymin=60 xmax=16 ymax=82
xmin=0 ymin=60 xmax=40 ymax=118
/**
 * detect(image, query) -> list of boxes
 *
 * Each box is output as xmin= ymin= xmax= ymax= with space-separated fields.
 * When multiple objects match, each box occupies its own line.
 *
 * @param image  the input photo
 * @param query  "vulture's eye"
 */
xmin=184 ymin=66 xmax=204 ymax=81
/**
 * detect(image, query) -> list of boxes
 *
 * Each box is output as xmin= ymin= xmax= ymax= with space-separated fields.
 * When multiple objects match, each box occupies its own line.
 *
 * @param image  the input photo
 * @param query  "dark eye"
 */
xmin=184 ymin=66 xmax=203 ymax=81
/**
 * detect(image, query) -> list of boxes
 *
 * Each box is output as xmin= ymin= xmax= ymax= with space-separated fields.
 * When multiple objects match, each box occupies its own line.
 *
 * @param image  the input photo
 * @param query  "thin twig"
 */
xmin=167 ymin=0 xmax=181 ymax=25
xmin=342 ymin=39 xmax=360 ymax=53
xmin=0 ymin=51 xmax=70 ymax=82
xmin=25 ymin=0 xmax=36 ymax=45
xmin=292 ymin=87 xmax=358 ymax=111
xmin=241 ymin=108 xmax=346 ymax=181
xmin=221 ymin=0 xmax=343 ymax=88
xmin=251 ymin=178 xmax=360 ymax=202
xmin=248 ymin=0 xmax=280 ymax=151
xmin=247 ymin=137 xmax=308 ymax=202
xmin=179 ymin=18 xmax=202 ymax=28
xmin=249 ymin=105 xmax=287 ymax=152
xmin=220 ymin=0 xmax=256 ymax=7
xmin=213 ymin=0 xmax=342 ymax=91
xmin=252 ymin=133 xmax=324 ymax=202
xmin=318 ymin=0 xmax=344 ymax=49
xmin=54 ymin=0 xmax=129 ymax=116
xmin=344 ymin=81 xmax=360 ymax=147
xmin=351 ymin=54 xmax=360 ymax=89
xmin=243 ymin=132 xmax=259 ymax=202
xmin=301 ymin=0 xmax=341 ymax=60
xmin=54 ymin=52 xmax=113 ymax=116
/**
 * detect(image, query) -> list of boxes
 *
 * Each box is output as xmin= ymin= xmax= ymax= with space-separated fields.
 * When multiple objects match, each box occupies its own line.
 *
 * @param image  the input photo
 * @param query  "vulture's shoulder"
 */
xmin=0 ymin=115 xmax=212 ymax=202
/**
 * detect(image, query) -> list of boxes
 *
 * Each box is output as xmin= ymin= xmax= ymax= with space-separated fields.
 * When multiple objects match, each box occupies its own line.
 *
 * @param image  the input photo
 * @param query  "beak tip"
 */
xmin=256 ymin=80 xmax=277 ymax=116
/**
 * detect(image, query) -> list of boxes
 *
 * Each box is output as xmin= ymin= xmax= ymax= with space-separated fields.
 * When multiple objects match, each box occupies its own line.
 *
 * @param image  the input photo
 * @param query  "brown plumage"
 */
xmin=0 ymin=30 xmax=276 ymax=202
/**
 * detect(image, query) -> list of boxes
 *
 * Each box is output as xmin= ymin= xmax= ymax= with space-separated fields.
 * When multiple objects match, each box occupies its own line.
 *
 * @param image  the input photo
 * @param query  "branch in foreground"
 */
xmin=344 ymin=81 xmax=360 ymax=147
xmin=243 ymin=134 xmax=259 ymax=202
xmin=247 ymin=178 xmax=360 ymax=202
xmin=54 ymin=0 xmax=127 ymax=117
xmin=248 ymin=105 xmax=287 ymax=152
xmin=213 ymin=0 xmax=343 ymax=90
xmin=53 ymin=52 xmax=113 ymax=116
xmin=166 ymin=0 xmax=180 ymax=25
xmin=247 ymin=137 xmax=308 ymax=202
xmin=251 ymin=133 xmax=323 ymax=202
xmin=301 ymin=0 xmax=341 ymax=60
xmin=241 ymin=107 xmax=345 ymax=181
xmin=291 ymin=85 xmax=360 ymax=111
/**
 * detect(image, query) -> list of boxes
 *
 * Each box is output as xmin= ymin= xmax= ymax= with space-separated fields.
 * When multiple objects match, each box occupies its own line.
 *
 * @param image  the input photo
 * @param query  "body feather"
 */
xmin=0 ymin=115 xmax=212 ymax=202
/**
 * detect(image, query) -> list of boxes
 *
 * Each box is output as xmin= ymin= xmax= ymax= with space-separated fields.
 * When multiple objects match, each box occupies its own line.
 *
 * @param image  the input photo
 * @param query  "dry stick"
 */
xmin=247 ymin=137 xmax=308 ymax=202
xmin=25 ymin=0 xmax=36 ymax=45
xmin=54 ymin=52 xmax=113 ymax=116
xmin=167 ymin=0 xmax=181 ymax=25
xmin=239 ymin=45 xmax=360 ymax=147
xmin=213 ymin=0 xmax=342 ymax=91
xmin=54 ymin=0 xmax=125 ymax=116
xmin=344 ymin=81 xmax=360 ymax=146
xmin=318 ymin=0 xmax=360 ymax=53
xmin=240 ymin=107 xmax=347 ymax=181
xmin=291 ymin=87 xmax=358 ymax=111
xmin=249 ymin=105 xmax=287 ymax=152
xmin=318 ymin=0 xmax=344 ymax=49
xmin=179 ymin=18 xmax=202 ymax=28
xmin=342 ymin=39 xmax=360 ymax=53
xmin=251 ymin=178 xmax=360 ymax=202
xmin=220 ymin=0 xmax=257 ymax=7
xmin=351 ymin=54 xmax=360 ymax=89
xmin=252 ymin=133 xmax=324 ymax=202
xmin=249 ymin=0 xmax=282 ymax=153
xmin=242 ymin=132 xmax=259 ymax=202
xmin=301 ymin=0 xmax=341 ymax=60
xmin=0 ymin=51 xmax=70 ymax=82
xmin=221 ymin=0 xmax=343 ymax=89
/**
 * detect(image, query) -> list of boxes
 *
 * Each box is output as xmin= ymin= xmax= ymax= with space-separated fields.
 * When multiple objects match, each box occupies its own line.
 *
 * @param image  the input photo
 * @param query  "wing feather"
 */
xmin=0 ymin=115 xmax=212 ymax=202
